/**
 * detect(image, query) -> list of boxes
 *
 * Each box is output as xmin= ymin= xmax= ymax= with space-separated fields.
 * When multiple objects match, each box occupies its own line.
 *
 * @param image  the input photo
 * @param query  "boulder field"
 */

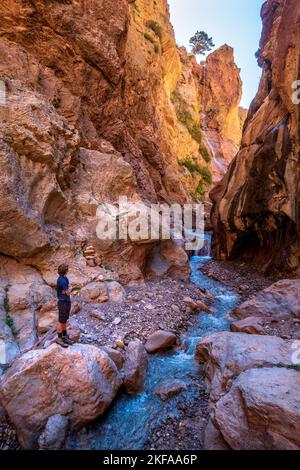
xmin=196 ymin=278 xmax=300 ymax=450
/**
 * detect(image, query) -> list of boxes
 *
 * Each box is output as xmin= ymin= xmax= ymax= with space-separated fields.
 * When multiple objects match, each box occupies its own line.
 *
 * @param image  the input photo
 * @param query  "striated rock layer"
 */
xmin=200 ymin=44 xmax=246 ymax=183
xmin=211 ymin=0 xmax=300 ymax=275
xmin=0 ymin=0 xmax=244 ymax=288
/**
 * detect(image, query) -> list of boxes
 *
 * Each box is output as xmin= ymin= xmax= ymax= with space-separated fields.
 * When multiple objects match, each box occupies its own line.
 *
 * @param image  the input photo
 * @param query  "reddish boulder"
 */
xmin=230 ymin=316 xmax=265 ymax=335
xmin=145 ymin=331 xmax=177 ymax=353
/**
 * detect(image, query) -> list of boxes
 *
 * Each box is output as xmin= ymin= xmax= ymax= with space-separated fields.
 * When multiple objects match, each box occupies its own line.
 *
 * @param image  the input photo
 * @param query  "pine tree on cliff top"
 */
xmin=189 ymin=31 xmax=215 ymax=56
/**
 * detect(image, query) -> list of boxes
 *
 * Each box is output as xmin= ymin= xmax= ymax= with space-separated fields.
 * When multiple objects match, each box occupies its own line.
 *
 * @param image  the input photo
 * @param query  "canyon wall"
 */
xmin=200 ymin=44 xmax=246 ymax=183
xmin=0 ymin=0 xmax=244 ymax=291
xmin=211 ymin=0 xmax=300 ymax=275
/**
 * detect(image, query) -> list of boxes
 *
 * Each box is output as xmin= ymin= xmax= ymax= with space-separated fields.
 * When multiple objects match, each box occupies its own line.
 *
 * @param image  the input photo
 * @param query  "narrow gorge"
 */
xmin=0 ymin=0 xmax=299 ymax=453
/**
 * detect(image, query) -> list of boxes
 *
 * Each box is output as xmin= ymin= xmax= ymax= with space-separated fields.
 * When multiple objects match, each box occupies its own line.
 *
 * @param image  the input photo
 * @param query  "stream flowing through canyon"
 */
xmin=68 ymin=234 xmax=239 ymax=450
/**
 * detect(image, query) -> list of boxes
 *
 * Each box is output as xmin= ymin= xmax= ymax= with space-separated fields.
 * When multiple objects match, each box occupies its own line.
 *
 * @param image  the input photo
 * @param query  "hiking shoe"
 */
xmin=63 ymin=336 xmax=74 ymax=346
xmin=56 ymin=337 xmax=69 ymax=348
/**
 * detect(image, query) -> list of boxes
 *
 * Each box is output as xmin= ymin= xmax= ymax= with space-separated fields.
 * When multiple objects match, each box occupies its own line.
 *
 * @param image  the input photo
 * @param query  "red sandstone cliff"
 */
xmin=0 ymin=0 xmax=243 ymax=288
xmin=200 ymin=44 xmax=246 ymax=183
xmin=211 ymin=0 xmax=300 ymax=275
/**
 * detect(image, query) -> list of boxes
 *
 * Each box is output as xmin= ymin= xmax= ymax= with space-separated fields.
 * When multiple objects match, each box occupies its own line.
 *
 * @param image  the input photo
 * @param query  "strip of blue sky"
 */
xmin=168 ymin=0 xmax=265 ymax=108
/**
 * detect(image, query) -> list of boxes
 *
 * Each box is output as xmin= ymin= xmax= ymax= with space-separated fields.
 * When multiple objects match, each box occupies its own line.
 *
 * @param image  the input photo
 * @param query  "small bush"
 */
xmin=197 ymin=182 xmax=206 ymax=196
xmin=180 ymin=159 xmax=201 ymax=175
xmin=189 ymin=122 xmax=202 ymax=144
xmin=144 ymin=32 xmax=155 ymax=44
xmin=180 ymin=159 xmax=212 ymax=185
xmin=199 ymin=142 xmax=211 ymax=162
xmin=144 ymin=32 xmax=160 ymax=53
xmin=6 ymin=315 xmax=17 ymax=335
xmin=171 ymin=91 xmax=186 ymax=105
xmin=176 ymin=109 xmax=193 ymax=126
xmin=146 ymin=20 xmax=163 ymax=42
xmin=175 ymin=110 xmax=203 ymax=144
xmin=198 ymin=166 xmax=212 ymax=184
xmin=101 ymin=263 xmax=114 ymax=272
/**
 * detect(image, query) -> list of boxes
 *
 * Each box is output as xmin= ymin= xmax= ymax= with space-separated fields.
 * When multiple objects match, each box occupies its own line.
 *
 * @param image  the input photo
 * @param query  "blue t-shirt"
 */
xmin=56 ymin=276 xmax=71 ymax=301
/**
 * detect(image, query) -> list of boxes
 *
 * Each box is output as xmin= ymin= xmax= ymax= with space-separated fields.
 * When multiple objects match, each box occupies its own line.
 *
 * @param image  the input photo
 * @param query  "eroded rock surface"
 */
xmin=230 ymin=279 xmax=300 ymax=321
xmin=214 ymin=368 xmax=300 ymax=450
xmin=196 ymin=331 xmax=300 ymax=450
xmin=211 ymin=0 xmax=300 ymax=275
xmin=0 ymin=344 xmax=121 ymax=449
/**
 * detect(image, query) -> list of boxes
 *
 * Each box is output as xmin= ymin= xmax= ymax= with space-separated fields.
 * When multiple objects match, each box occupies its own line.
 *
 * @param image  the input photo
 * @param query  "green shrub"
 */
xmin=101 ymin=263 xmax=114 ymax=272
xmin=144 ymin=32 xmax=155 ymax=44
xmin=197 ymin=182 xmax=206 ymax=196
xmin=6 ymin=315 xmax=17 ymax=335
xmin=180 ymin=159 xmax=201 ymax=175
xmin=189 ymin=122 xmax=202 ymax=144
xmin=154 ymin=42 xmax=160 ymax=54
xmin=175 ymin=110 xmax=203 ymax=144
xmin=180 ymin=159 xmax=212 ymax=185
xmin=146 ymin=20 xmax=163 ymax=42
xmin=144 ymin=32 xmax=160 ymax=53
xmin=275 ymin=363 xmax=300 ymax=371
xmin=176 ymin=109 xmax=193 ymax=126
xmin=199 ymin=142 xmax=211 ymax=162
xmin=198 ymin=166 xmax=212 ymax=184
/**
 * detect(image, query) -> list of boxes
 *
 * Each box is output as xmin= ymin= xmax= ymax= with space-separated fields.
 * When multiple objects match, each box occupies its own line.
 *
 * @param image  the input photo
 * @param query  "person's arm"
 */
xmin=58 ymin=278 xmax=71 ymax=296
xmin=62 ymin=278 xmax=71 ymax=296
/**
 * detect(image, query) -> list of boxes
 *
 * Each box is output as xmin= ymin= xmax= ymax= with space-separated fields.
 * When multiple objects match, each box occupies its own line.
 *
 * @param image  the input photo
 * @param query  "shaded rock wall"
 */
xmin=211 ymin=0 xmax=300 ymax=275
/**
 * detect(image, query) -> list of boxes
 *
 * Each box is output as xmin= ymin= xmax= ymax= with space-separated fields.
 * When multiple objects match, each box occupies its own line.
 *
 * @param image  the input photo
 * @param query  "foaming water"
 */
xmin=68 ymin=252 xmax=239 ymax=450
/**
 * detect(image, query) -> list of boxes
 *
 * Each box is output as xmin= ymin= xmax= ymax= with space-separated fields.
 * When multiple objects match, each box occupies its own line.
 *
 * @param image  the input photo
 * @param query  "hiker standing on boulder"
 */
xmin=56 ymin=264 xmax=74 ymax=348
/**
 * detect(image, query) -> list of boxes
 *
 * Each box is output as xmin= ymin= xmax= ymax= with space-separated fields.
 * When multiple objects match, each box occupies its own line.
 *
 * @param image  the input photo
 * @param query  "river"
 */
xmin=68 ymin=235 xmax=239 ymax=450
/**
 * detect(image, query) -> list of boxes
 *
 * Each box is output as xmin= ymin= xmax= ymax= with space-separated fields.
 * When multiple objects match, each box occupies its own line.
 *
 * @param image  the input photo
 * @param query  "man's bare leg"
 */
xmin=56 ymin=322 xmax=68 ymax=347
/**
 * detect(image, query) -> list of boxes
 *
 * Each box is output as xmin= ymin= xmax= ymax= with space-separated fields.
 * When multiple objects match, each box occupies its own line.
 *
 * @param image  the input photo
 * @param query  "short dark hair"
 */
xmin=57 ymin=264 xmax=69 ymax=276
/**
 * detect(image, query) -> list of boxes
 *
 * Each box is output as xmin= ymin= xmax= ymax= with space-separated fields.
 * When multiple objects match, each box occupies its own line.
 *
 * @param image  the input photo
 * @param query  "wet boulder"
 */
xmin=155 ymin=380 xmax=187 ymax=401
xmin=122 ymin=340 xmax=148 ymax=395
xmin=145 ymin=331 xmax=177 ymax=353
xmin=230 ymin=316 xmax=265 ymax=335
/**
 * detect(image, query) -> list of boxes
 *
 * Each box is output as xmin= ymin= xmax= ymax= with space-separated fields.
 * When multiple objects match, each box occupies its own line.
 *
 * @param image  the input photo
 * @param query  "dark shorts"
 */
xmin=58 ymin=300 xmax=71 ymax=324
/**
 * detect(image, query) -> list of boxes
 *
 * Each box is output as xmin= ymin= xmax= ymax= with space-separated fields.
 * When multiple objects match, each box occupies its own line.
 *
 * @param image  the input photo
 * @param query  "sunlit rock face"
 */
xmin=211 ymin=0 xmax=300 ymax=275
xmin=0 ymin=0 xmax=244 ymax=287
xmin=170 ymin=44 xmax=245 ymax=191
xmin=200 ymin=44 xmax=246 ymax=183
xmin=0 ymin=0 xmax=189 ymax=286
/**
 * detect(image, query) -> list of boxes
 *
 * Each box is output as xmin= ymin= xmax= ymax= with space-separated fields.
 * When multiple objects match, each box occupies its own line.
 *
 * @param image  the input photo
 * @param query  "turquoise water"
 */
xmin=68 ymin=249 xmax=239 ymax=450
